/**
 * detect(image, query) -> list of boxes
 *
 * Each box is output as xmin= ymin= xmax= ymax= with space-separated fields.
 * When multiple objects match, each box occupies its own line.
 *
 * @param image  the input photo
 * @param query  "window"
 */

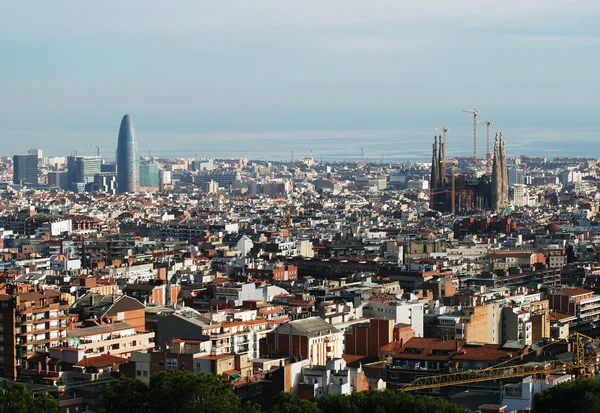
xmin=136 ymin=370 xmax=141 ymax=377
xmin=143 ymin=371 xmax=148 ymax=377
xmin=166 ymin=358 xmax=177 ymax=370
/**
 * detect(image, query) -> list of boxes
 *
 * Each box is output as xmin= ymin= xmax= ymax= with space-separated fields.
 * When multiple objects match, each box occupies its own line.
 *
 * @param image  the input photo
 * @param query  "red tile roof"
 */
xmin=260 ymin=307 xmax=284 ymax=315
xmin=74 ymin=354 xmax=128 ymax=368
xmin=547 ymin=311 xmax=577 ymax=321
xmin=394 ymin=338 xmax=523 ymax=362
xmin=557 ymin=288 xmax=592 ymax=297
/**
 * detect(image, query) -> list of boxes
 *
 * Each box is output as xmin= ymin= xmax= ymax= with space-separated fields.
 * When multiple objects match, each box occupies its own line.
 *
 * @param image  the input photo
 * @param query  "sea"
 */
xmin=2 ymin=107 xmax=599 ymax=162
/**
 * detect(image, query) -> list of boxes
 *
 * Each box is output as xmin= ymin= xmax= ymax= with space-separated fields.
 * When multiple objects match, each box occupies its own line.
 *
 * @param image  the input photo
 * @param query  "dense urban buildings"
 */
xmin=430 ymin=132 xmax=508 ymax=214
xmin=2 ymin=114 xmax=600 ymax=412
xmin=116 ymin=114 xmax=139 ymax=194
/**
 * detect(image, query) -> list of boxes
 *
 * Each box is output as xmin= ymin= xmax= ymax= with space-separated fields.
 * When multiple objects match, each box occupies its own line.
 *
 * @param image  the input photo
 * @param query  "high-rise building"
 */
xmin=67 ymin=156 xmax=101 ymax=191
xmin=12 ymin=154 xmax=39 ymax=185
xmin=93 ymin=173 xmax=117 ymax=194
xmin=508 ymin=166 xmax=525 ymax=185
xmin=47 ymin=171 xmax=69 ymax=189
xmin=139 ymin=163 xmax=159 ymax=187
xmin=0 ymin=290 xmax=69 ymax=380
xmin=116 ymin=114 xmax=139 ymax=193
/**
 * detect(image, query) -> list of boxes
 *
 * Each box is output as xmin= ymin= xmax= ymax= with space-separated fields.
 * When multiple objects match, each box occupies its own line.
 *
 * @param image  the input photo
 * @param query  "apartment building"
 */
xmin=548 ymin=288 xmax=600 ymax=333
xmin=363 ymin=298 xmax=424 ymax=337
xmin=157 ymin=313 xmax=270 ymax=359
xmin=298 ymin=358 xmax=352 ymax=399
xmin=67 ymin=322 xmax=155 ymax=358
xmin=0 ymin=290 xmax=69 ymax=380
xmin=425 ymin=302 xmax=502 ymax=344
xmin=502 ymin=307 xmax=533 ymax=346
xmin=488 ymin=250 xmax=546 ymax=271
xmin=385 ymin=337 xmax=528 ymax=394
xmin=266 ymin=317 xmax=344 ymax=366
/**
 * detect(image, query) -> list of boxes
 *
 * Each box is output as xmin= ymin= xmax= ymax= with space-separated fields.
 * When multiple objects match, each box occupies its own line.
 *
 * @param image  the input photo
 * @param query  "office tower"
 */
xmin=93 ymin=173 xmax=117 ymax=194
xmin=159 ymin=170 xmax=172 ymax=191
xmin=116 ymin=114 xmax=139 ymax=193
xmin=47 ymin=171 xmax=69 ymax=189
xmin=12 ymin=154 xmax=39 ymax=185
xmin=508 ymin=166 xmax=525 ymax=185
xmin=101 ymin=163 xmax=117 ymax=173
xmin=67 ymin=156 xmax=102 ymax=192
xmin=0 ymin=290 xmax=69 ymax=380
xmin=139 ymin=163 xmax=159 ymax=187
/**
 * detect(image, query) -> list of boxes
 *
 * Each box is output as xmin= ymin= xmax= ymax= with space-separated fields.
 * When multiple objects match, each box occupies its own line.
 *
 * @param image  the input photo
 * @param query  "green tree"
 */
xmin=270 ymin=392 xmax=319 ymax=413
xmin=316 ymin=390 xmax=471 ymax=413
xmin=149 ymin=370 xmax=242 ymax=413
xmin=0 ymin=383 xmax=57 ymax=413
xmin=104 ymin=376 xmax=150 ymax=413
xmin=31 ymin=392 xmax=59 ymax=413
xmin=534 ymin=377 xmax=600 ymax=413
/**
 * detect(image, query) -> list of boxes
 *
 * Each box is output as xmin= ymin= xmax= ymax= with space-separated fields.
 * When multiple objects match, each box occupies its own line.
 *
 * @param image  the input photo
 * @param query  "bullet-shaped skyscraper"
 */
xmin=116 ymin=114 xmax=139 ymax=193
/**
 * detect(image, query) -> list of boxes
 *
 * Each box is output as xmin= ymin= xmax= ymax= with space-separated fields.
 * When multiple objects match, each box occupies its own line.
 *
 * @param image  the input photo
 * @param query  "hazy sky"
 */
xmin=2 ymin=1 xmax=600 ymax=159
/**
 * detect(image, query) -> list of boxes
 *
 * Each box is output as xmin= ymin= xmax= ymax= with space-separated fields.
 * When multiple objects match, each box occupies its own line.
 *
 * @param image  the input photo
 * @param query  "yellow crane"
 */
xmin=399 ymin=333 xmax=595 ymax=392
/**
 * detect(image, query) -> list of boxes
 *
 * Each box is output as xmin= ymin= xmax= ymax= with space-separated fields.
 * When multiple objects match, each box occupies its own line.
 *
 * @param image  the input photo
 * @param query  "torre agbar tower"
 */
xmin=116 ymin=114 xmax=140 ymax=193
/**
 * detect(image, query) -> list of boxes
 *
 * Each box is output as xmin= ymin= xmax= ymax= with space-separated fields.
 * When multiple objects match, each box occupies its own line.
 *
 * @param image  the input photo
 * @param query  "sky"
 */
xmin=1 ymin=1 xmax=600 ymax=160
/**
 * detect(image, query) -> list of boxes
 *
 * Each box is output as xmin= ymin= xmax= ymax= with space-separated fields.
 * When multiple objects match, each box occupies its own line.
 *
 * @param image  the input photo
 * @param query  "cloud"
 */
xmin=505 ymin=34 xmax=600 ymax=47
xmin=324 ymin=37 xmax=426 ymax=51
xmin=2 ymin=0 xmax=600 ymax=35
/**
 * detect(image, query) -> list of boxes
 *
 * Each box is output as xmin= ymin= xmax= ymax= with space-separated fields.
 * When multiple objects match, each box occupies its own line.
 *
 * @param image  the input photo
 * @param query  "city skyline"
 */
xmin=1 ymin=1 xmax=600 ymax=159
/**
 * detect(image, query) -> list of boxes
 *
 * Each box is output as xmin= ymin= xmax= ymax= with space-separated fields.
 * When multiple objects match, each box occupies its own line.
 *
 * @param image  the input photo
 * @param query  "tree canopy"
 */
xmin=104 ymin=371 xmax=243 ymax=413
xmin=534 ymin=378 xmax=600 ymax=413
xmin=316 ymin=390 xmax=470 ymax=413
xmin=0 ymin=383 xmax=57 ymax=413
xmin=104 ymin=371 xmax=470 ymax=413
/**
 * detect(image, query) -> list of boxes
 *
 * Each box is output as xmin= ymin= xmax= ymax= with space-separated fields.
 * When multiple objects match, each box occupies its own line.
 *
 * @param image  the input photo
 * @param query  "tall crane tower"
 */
xmin=462 ymin=108 xmax=479 ymax=175
xmin=85 ymin=145 xmax=105 ymax=157
xmin=478 ymin=119 xmax=493 ymax=171
xmin=435 ymin=126 xmax=449 ymax=147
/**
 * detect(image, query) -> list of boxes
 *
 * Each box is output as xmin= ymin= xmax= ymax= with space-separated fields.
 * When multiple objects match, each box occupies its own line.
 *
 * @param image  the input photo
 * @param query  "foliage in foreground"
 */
xmin=534 ymin=377 xmax=600 ymax=413
xmin=0 ymin=382 xmax=57 ymax=413
xmin=104 ymin=371 xmax=470 ymax=413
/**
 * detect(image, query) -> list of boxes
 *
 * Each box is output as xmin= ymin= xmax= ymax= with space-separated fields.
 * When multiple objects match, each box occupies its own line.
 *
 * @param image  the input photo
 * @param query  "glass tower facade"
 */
xmin=139 ymin=163 xmax=159 ymax=187
xmin=116 ymin=114 xmax=139 ymax=193
xmin=12 ymin=154 xmax=39 ymax=185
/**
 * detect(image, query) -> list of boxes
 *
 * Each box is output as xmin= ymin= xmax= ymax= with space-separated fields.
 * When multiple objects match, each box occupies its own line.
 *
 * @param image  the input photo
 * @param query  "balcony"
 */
xmin=78 ymin=332 xmax=155 ymax=354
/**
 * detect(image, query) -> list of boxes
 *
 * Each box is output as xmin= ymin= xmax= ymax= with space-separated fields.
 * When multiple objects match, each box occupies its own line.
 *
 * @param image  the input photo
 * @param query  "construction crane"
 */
xmin=84 ymin=145 xmax=105 ymax=157
xmin=399 ymin=333 xmax=595 ymax=392
xmin=435 ymin=126 xmax=449 ymax=148
xmin=462 ymin=108 xmax=479 ymax=176
xmin=478 ymin=119 xmax=494 ymax=171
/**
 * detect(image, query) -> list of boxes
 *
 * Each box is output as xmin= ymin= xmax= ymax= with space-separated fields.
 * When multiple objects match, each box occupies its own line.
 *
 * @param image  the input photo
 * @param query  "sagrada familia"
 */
xmin=430 ymin=132 xmax=509 ymax=214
